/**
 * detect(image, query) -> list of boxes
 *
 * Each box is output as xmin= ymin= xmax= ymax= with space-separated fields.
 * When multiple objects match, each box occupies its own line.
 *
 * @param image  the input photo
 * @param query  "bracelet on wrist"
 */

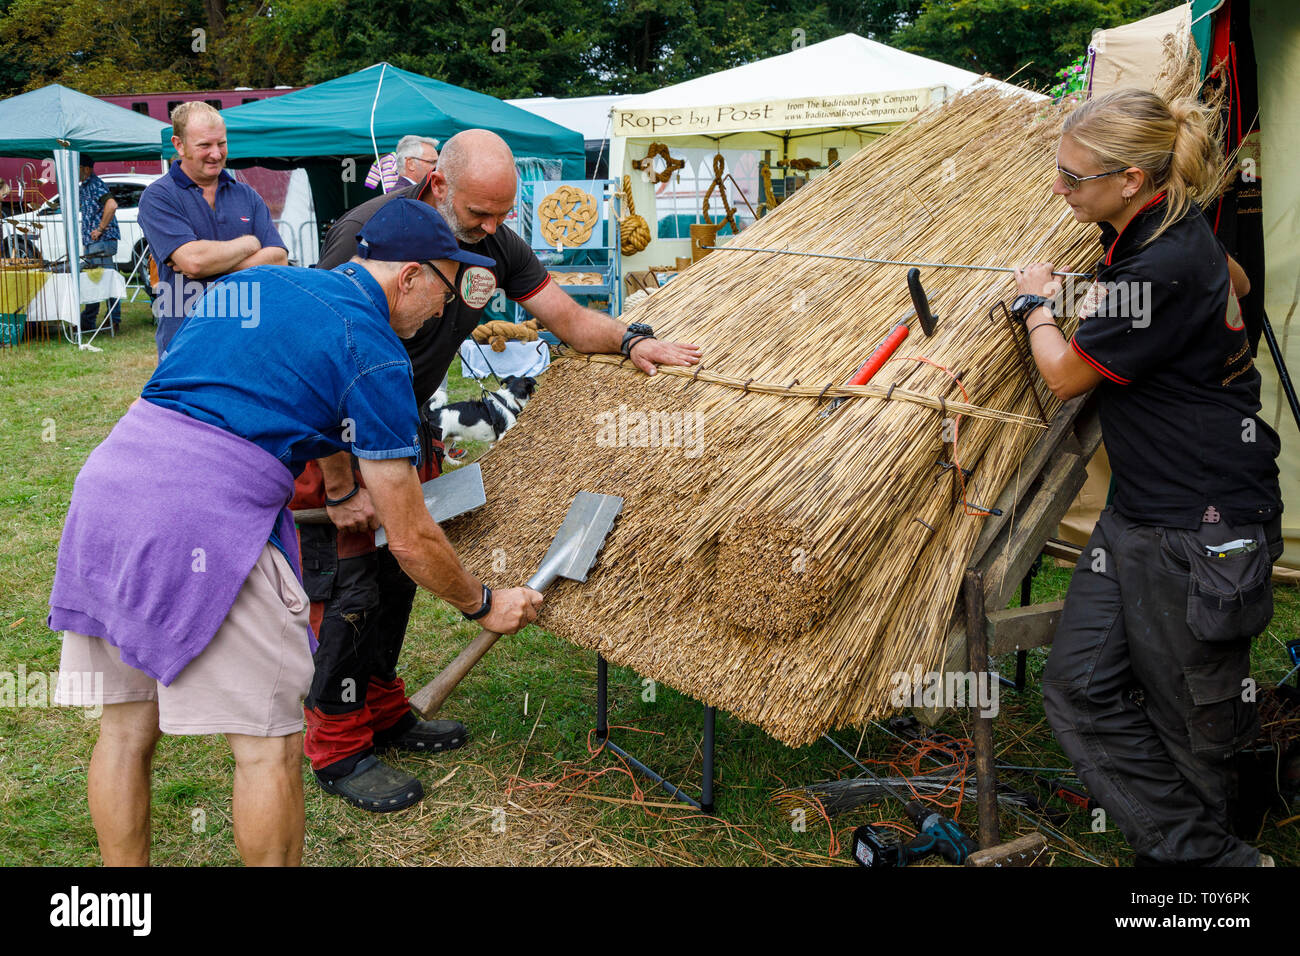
xmin=463 ymin=585 xmax=493 ymax=621
xmin=1027 ymin=320 xmax=1059 ymax=335
xmin=625 ymin=334 xmax=652 ymax=356
xmin=325 ymin=483 xmax=360 ymax=507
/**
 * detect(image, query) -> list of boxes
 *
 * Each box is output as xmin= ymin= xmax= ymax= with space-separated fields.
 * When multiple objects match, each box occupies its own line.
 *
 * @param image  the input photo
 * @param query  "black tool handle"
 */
xmin=907 ymin=267 xmax=938 ymax=337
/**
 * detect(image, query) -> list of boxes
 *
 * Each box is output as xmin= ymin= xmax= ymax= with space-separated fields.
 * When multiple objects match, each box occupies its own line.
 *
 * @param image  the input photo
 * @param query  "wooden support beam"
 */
xmin=986 ymin=601 xmax=1064 ymax=656
xmin=968 ymin=395 xmax=1091 ymax=568
xmin=919 ymin=396 xmax=1103 ymax=725
xmin=964 ymin=568 xmax=1000 ymax=849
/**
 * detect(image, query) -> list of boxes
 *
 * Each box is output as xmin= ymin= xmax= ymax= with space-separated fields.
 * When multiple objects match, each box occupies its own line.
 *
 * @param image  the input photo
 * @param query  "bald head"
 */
xmin=428 ymin=130 xmax=517 ymax=243
xmin=437 ymin=129 xmax=516 ymax=193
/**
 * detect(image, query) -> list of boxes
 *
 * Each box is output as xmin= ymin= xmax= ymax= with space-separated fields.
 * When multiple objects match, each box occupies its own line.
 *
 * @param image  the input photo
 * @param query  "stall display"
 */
xmin=516 ymin=178 xmax=622 ymax=319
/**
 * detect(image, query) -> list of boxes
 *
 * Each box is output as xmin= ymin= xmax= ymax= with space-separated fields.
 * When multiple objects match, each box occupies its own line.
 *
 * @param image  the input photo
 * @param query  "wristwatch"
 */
xmin=463 ymin=584 xmax=493 ymax=622
xmin=1009 ymin=294 xmax=1053 ymax=325
xmin=621 ymin=322 xmax=655 ymax=356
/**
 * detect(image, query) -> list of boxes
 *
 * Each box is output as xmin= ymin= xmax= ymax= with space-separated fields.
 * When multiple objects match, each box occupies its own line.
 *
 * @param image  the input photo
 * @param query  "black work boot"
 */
xmin=375 ymin=712 xmax=469 ymax=754
xmin=316 ymin=755 xmax=424 ymax=812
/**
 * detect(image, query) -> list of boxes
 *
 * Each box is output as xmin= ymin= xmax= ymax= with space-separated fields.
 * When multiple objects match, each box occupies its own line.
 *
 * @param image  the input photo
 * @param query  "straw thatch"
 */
xmin=443 ymin=72 xmax=1184 ymax=746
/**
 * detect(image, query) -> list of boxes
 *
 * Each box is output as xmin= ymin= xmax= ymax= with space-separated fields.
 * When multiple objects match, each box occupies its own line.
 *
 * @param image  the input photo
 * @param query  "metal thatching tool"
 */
xmin=989 ymin=300 xmax=1049 ymax=424
xmin=409 ymin=490 xmax=623 ymax=718
xmin=294 ymin=462 xmax=487 ymax=547
xmin=700 ymin=243 xmax=1093 ymax=278
xmin=819 ymin=269 xmax=940 ymax=419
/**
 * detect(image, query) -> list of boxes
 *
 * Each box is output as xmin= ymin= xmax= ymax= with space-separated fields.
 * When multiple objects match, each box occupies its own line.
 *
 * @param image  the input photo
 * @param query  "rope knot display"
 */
xmin=538 ymin=185 xmax=598 ymax=248
xmin=472 ymin=318 xmax=540 ymax=352
xmin=618 ymin=175 xmax=650 ymax=255
xmin=701 ymin=154 xmax=740 ymax=233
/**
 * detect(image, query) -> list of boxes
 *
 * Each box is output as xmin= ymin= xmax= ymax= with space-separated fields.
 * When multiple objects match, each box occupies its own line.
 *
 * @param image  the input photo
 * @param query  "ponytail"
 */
xmin=1063 ymin=88 xmax=1226 ymax=243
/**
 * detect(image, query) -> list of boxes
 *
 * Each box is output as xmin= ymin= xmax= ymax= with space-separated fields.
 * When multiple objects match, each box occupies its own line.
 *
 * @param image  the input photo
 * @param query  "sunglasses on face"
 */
xmin=425 ymin=262 xmax=459 ymax=306
xmin=1056 ymin=164 xmax=1129 ymax=191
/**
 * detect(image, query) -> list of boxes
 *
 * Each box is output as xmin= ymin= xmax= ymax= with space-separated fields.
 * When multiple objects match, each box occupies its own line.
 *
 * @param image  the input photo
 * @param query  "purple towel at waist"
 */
xmin=49 ymin=399 xmax=311 ymax=685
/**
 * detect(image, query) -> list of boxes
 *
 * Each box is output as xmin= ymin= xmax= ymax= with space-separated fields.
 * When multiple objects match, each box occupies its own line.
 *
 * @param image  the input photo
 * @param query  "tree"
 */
xmin=890 ymin=0 xmax=1184 ymax=88
xmin=0 ymin=0 xmax=221 ymax=93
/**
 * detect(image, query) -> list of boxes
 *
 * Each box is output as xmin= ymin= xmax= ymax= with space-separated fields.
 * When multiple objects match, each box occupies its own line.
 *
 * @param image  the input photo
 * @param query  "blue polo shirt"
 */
xmin=139 ymin=162 xmax=287 ymax=355
xmin=141 ymin=264 xmax=421 ymax=478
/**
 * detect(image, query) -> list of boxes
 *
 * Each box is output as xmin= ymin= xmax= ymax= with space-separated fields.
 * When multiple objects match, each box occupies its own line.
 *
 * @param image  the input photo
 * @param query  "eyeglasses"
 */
xmin=1056 ymin=164 xmax=1129 ymax=191
xmin=425 ymin=262 xmax=459 ymax=306
xmin=409 ymin=155 xmax=438 ymax=168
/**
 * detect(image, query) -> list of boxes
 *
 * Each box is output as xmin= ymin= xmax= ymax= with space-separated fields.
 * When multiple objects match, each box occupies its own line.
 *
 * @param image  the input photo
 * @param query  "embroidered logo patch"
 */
xmin=460 ymin=266 xmax=497 ymax=310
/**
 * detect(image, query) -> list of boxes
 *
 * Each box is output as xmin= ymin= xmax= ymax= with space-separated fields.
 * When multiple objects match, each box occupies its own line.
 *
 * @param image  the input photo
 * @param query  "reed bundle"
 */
xmin=444 ymin=86 xmax=1116 ymax=745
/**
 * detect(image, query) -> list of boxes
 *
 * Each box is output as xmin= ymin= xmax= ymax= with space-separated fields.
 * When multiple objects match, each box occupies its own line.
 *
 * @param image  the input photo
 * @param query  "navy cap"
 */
xmin=356 ymin=198 xmax=495 ymax=269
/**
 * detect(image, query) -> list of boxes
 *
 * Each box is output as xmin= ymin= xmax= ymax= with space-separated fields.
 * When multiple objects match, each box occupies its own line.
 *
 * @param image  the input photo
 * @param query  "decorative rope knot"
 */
xmin=539 ymin=185 xmax=598 ymax=248
xmin=618 ymin=175 xmax=651 ymax=255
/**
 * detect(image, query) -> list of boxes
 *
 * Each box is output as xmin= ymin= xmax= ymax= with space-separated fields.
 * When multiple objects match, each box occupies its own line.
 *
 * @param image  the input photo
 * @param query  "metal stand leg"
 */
xmin=596 ymin=655 xmax=608 ymax=739
xmin=594 ymin=654 xmax=717 ymax=814
xmin=998 ymin=559 xmax=1038 ymax=692
xmin=701 ymin=706 xmax=716 ymax=814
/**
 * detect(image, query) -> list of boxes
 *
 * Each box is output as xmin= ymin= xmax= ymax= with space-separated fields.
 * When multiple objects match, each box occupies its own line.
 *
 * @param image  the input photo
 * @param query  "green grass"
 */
xmin=1 ymin=307 xmax=1297 ymax=866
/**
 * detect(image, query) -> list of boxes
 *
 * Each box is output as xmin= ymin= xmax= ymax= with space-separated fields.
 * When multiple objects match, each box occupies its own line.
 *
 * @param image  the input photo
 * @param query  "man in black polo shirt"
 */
xmin=295 ymin=129 xmax=702 ymax=811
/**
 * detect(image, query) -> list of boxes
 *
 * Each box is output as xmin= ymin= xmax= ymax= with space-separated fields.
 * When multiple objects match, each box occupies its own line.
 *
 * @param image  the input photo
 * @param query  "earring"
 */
xmin=1123 ymin=194 xmax=1131 ymax=205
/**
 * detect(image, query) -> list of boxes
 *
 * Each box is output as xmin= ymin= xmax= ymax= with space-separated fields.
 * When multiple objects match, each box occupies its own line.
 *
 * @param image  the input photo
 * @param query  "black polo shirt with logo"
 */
xmin=318 ymin=181 xmax=551 ymax=405
xmin=1069 ymin=194 xmax=1281 ymax=529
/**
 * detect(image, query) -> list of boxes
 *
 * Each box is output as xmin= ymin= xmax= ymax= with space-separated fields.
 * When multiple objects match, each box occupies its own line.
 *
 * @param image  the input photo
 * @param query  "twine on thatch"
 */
xmin=445 ymin=64 xmax=1207 ymax=747
xmin=557 ymin=350 xmax=1049 ymax=427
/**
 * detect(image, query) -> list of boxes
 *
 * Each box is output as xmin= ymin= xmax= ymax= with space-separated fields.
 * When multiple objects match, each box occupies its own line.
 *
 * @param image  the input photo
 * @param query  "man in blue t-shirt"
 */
xmin=138 ymin=101 xmax=288 ymax=357
xmin=51 ymin=199 xmax=542 ymax=865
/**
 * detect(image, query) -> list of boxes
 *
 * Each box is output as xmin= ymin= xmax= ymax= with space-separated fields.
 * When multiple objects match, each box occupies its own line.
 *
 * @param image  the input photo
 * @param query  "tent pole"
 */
xmin=1261 ymin=309 xmax=1300 ymax=436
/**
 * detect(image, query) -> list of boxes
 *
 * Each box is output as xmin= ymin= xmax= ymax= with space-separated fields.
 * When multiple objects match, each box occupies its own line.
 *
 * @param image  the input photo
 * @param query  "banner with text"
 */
xmin=613 ymin=88 xmax=939 ymax=137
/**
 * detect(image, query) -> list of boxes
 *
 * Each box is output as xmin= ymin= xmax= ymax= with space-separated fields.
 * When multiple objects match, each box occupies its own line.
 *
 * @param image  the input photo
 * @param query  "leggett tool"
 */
xmin=408 ymin=490 xmax=623 ymax=718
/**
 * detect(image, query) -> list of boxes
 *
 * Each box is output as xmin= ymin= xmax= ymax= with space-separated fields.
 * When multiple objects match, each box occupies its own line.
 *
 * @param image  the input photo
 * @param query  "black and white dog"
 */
xmin=425 ymin=375 xmax=537 ymax=447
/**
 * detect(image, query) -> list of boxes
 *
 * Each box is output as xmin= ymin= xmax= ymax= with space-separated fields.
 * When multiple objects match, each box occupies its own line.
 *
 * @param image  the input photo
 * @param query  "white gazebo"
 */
xmin=610 ymin=33 xmax=1039 ymax=270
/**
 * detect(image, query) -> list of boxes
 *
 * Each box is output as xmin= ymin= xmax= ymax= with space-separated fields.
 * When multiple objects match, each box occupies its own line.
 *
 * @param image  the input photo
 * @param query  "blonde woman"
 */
xmin=1011 ymin=88 xmax=1282 ymax=866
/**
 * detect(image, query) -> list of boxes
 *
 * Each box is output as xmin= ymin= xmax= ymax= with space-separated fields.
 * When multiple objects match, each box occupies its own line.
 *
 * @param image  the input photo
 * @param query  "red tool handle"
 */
xmin=848 ymin=322 xmax=909 ymax=386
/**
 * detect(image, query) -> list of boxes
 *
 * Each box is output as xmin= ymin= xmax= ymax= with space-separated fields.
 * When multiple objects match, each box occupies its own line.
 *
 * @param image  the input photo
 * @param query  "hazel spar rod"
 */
xmin=698 ymin=244 xmax=1094 ymax=278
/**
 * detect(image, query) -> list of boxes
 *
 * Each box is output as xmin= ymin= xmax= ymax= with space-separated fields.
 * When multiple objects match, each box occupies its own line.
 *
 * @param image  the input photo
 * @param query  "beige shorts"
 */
xmin=56 ymin=542 xmax=313 ymax=737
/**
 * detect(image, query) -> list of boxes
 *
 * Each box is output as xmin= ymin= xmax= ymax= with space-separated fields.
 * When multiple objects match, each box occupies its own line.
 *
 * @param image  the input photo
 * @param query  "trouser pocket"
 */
xmin=1163 ymin=521 xmax=1274 ymax=642
xmin=1183 ymin=659 xmax=1258 ymax=759
xmin=297 ymin=523 xmax=339 ymax=603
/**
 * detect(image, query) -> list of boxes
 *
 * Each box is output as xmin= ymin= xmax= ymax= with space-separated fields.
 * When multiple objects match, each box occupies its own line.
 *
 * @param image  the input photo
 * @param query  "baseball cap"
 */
xmin=356 ymin=198 xmax=495 ymax=268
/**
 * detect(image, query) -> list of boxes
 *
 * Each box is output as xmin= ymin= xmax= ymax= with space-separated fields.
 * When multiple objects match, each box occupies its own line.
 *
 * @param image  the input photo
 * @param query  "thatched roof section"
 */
xmin=446 ymin=86 xmax=1103 ymax=745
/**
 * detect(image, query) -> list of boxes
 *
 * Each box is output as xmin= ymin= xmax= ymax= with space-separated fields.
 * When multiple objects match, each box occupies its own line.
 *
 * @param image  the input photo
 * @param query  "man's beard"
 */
xmin=434 ymin=193 xmax=484 ymax=244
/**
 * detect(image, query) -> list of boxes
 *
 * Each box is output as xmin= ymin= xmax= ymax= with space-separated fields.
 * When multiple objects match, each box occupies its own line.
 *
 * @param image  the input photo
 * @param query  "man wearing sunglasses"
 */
xmin=294 ymin=129 xmax=701 ymax=812
xmin=50 ymin=199 xmax=542 ymax=863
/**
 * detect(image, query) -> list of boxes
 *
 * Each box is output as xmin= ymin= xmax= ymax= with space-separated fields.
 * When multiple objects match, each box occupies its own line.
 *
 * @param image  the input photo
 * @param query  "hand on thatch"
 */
xmin=326 ymin=486 xmax=378 ymax=534
xmin=627 ymin=337 xmax=703 ymax=377
xmin=482 ymin=586 xmax=545 ymax=635
xmin=1013 ymin=262 xmax=1060 ymax=298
